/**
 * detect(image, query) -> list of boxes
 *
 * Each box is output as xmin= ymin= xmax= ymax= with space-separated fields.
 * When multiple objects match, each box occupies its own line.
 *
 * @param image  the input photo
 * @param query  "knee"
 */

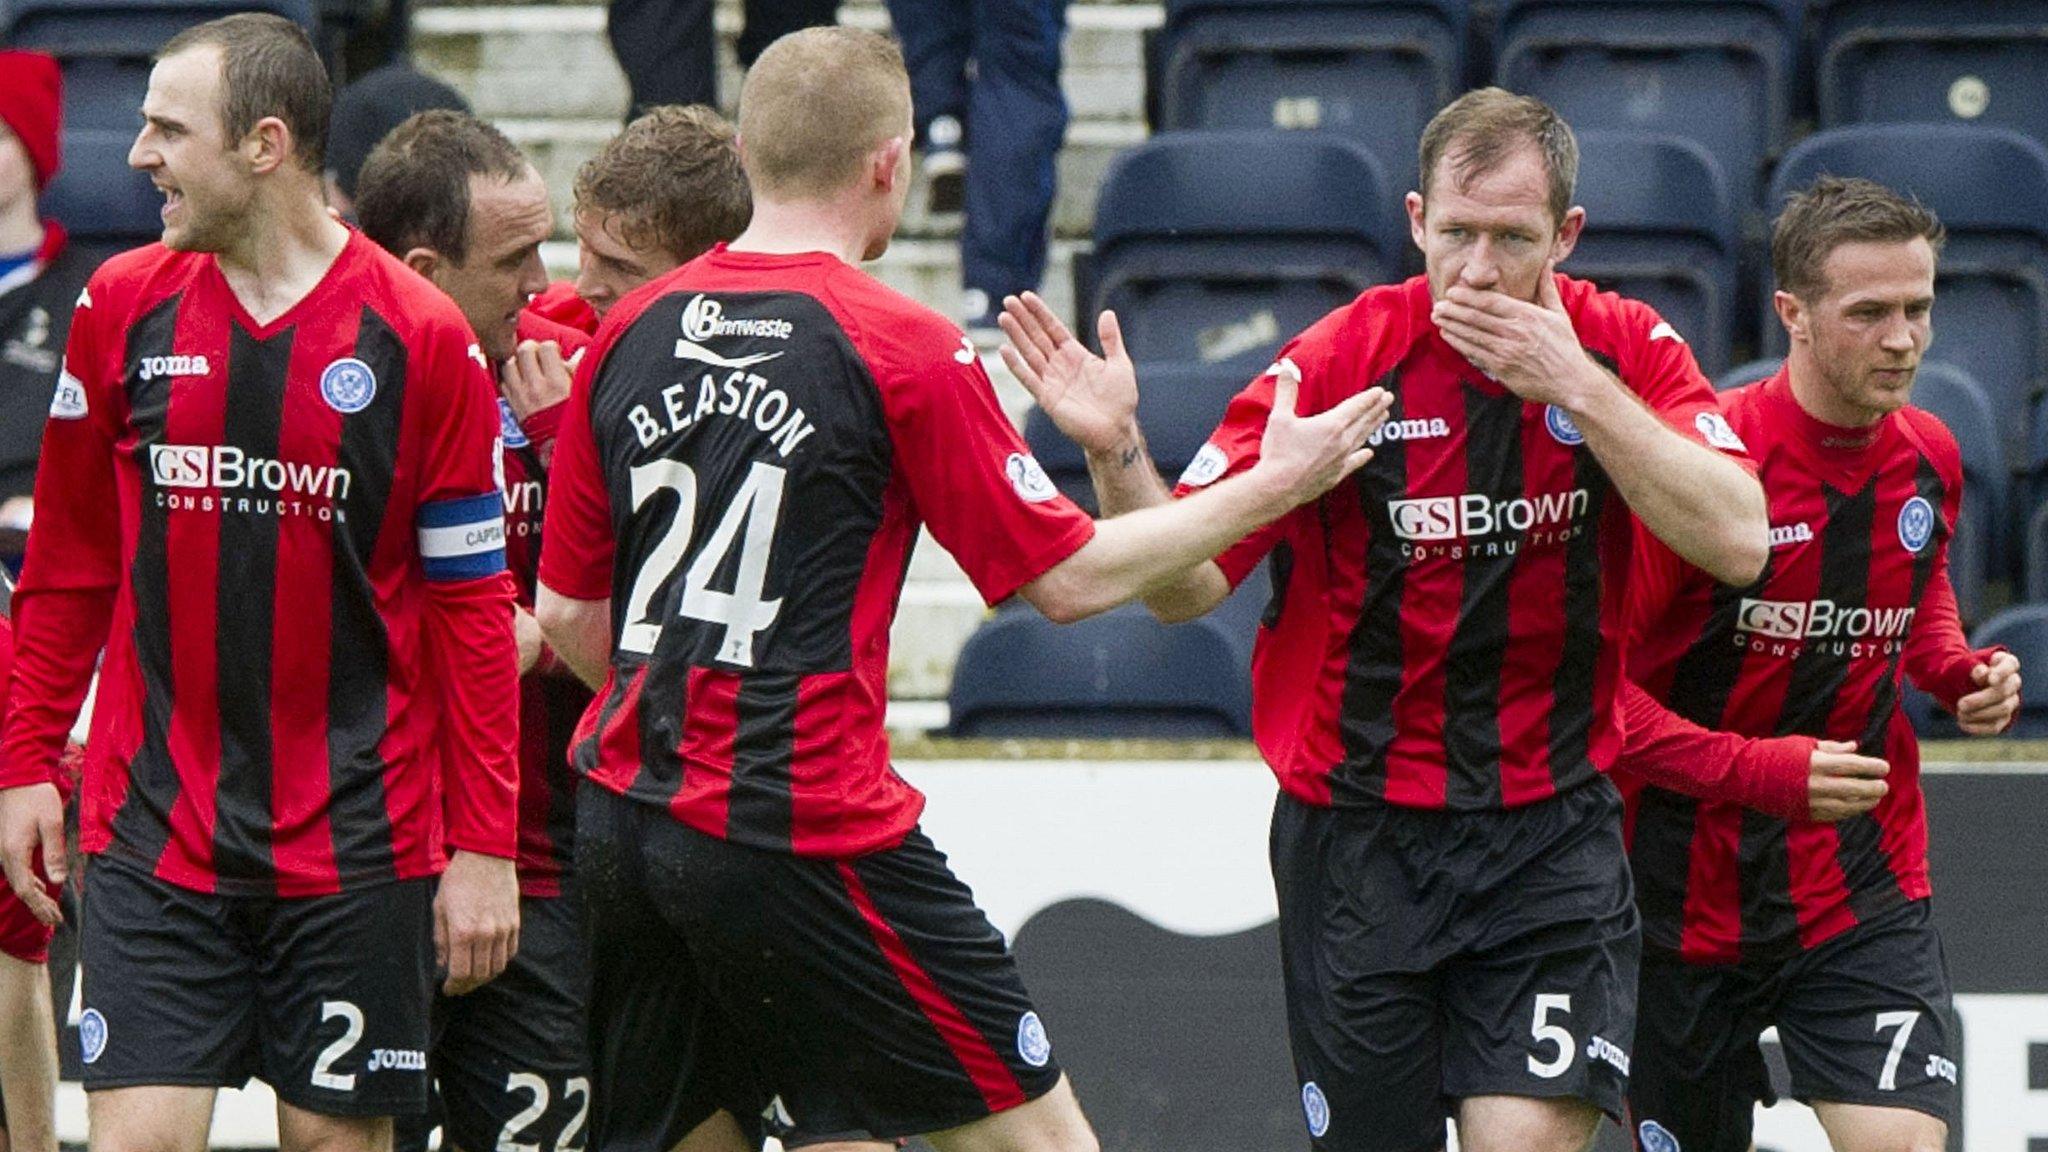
xmin=1456 ymin=1098 xmax=1600 ymax=1152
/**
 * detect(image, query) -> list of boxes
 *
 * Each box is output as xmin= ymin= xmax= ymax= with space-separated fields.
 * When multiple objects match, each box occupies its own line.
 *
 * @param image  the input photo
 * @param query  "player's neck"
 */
xmin=212 ymin=187 xmax=352 ymax=326
xmin=0 ymin=197 xmax=42 ymax=255
xmin=727 ymin=197 xmax=877 ymax=266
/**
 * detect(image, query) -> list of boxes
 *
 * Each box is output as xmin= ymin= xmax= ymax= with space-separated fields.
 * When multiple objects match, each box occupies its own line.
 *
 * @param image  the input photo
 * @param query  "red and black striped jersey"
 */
xmin=1177 ymin=274 xmax=1746 ymax=812
xmin=1620 ymin=368 xmax=1992 ymax=963
xmin=539 ymin=245 xmax=1095 ymax=858
xmin=0 ymin=232 xmax=521 ymax=897
xmin=499 ymin=308 xmax=593 ymax=897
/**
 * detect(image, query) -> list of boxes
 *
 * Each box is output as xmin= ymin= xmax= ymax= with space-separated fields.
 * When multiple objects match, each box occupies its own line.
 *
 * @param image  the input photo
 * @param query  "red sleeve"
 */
xmin=536 ymin=350 xmax=614 ymax=601
xmin=1901 ymin=422 xmax=2000 ymax=713
xmin=1606 ymin=290 xmax=1755 ymax=468
xmin=0 ymin=279 xmax=122 ymax=791
xmin=519 ymin=399 xmax=566 ymax=471
xmin=414 ymin=329 xmax=520 ymax=859
xmin=1614 ymin=680 xmax=1814 ymax=822
xmin=877 ymin=325 xmax=1095 ymax=606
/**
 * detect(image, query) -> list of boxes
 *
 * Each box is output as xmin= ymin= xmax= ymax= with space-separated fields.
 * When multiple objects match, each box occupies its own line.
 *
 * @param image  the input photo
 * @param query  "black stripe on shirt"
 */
xmin=726 ymin=671 xmax=800 ymax=852
xmin=1337 ymin=369 xmax=1408 ymax=803
xmin=109 ymin=293 xmax=186 ymax=870
xmin=1439 ymin=383 xmax=1520 ymax=808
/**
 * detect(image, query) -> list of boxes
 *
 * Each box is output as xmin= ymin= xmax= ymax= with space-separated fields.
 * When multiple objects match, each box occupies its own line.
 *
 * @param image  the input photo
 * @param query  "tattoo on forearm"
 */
xmin=1119 ymin=441 xmax=1144 ymax=470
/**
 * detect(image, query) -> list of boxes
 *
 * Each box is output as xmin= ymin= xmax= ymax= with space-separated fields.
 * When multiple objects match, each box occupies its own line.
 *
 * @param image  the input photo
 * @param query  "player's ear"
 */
xmin=873 ymin=135 xmax=909 ymax=193
xmin=1773 ymin=289 xmax=1808 ymax=345
xmin=1552 ymin=206 xmax=1586 ymax=263
xmin=402 ymin=248 xmax=441 ymax=281
xmin=243 ymin=115 xmax=291 ymax=176
xmin=1404 ymin=191 xmax=1428 ymax=254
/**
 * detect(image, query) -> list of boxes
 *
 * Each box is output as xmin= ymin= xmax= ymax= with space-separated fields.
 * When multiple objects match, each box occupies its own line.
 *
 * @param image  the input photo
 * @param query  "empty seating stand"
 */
xmin=1496 ymin=0 xmax=1802 ymax=206
xmin=1153 ymin=0 xmax=1468 ymax=197
xmin=1026 ymin=362 xmax=1254 ymax=513
xmin=1816 ymin=0 xmax=2048 ymax=151
xmin=1086 ymin=131 xmax=1402 ymax=373
xmin=1967 ymin=604 xmax=2048 ymax=737
xmin=1565 ymin=130 xmax=1740 ymax=376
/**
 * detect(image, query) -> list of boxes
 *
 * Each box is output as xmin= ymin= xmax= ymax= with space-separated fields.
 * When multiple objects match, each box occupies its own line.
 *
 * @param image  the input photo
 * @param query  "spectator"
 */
xmin=0 ymin=52 xmax=94 ymax=560
xmin=607 ymin=0 xmax=838 ymax=119
xmin=885 ymin=0 xmax=1068 ymax=331
xmin=324 ymin=62 xmax=470 ymax=218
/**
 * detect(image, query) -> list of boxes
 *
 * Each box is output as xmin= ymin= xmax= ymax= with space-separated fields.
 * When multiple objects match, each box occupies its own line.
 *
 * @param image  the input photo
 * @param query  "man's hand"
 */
xmin=0 ymin=784 xmax=65 ymax=926
xmin=1431 ymin=264 xmax=1602 ymax=408
xmin=1807 ymin=740 xmax=1890 ymax=823
xmin=1955 ymin=651 xmax=2022 ymax=736
xmin=434 ymin=850 xmax=520 ymax=995
xmin=500 ymin=339 xmax=578 ymax=423
xmin=1248 ymin=368 xmax=1392 ymax=510
xmin=997 ymin=292 xmax=1139 ymax=454
xmin=514 ymin=607 xmax=544 ymax=675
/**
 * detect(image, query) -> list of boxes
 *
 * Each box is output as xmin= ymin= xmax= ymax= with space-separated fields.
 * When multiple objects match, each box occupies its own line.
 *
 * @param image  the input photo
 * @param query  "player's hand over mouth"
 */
xmin=1804 ymin=741 xmax=1889 ymax=823
xmin=1251 ymin=369 xmax=1392 ymax=509
xmin=997 ymin=291 xmax=1138 ymax=454
xmin=436 ymin=849 xmax=521 ymax=994
xmin=1432 ymin=262 xmax=1599 ymax=408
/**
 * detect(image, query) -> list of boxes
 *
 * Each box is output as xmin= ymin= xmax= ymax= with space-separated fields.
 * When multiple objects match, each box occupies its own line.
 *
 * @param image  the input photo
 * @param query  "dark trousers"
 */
xmin=886 ymin=0 xmax=1070 ymax=299
xmin=606 ymin=0 xmax=840 ymax=116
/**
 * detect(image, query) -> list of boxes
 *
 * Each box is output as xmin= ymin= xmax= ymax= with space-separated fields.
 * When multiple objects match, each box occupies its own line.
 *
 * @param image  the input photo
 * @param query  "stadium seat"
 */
xmin=1025 ymin=362 xmax=1254 ymax=513
xmin=1764 ymin=125 xmax=2048 ymax=477
xmin=2025 ymin=502 xmax=2048 ymax=603
xmin=1495 ymin=0 xmax=1803 ymax=205
xmin=1715 ymin=358 xmax=1780 ymax=392
xmin=1152 ymin=0 xmax=1468 ymax=196
xmin=947 ymin=603 xmax=1253 ymax=738
xmin=1909 ymin=364 xmax=2001 ymax=623
xmin=1564 ymin=131 xmax=1739 ymax=376
xmin=1815 ymin=0 xmax=2048 ymax=149
xmin=1087 ymin=131 xmax=1402 ymax=372
xmin=1967 ymin=604 xmax=2048 ymax=736
xmin=7 ymin=0 xmax=319 ymax=246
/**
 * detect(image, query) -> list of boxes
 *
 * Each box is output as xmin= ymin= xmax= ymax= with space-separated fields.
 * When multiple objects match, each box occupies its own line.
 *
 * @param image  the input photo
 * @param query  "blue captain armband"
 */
xmin=418 ymin=492 xmax=508 ymax=581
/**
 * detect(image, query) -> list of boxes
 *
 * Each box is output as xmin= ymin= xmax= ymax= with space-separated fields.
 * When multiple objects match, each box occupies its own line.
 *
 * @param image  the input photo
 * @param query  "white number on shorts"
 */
xmin=311 ymin=1001 xmax=365 ymax=1091
xmin=499 ymin=1072 xmax=549 ymax=1152
xmin=1876 ymin=1010 xmax=1922 ymax=1091
xmin=1527 ymin=993 xmax=1576 ymax=1080
xmin=617 ymin=459 xmax=786 ymax=666
xmin=558 ymin=1077 xmax=591 ymax=1152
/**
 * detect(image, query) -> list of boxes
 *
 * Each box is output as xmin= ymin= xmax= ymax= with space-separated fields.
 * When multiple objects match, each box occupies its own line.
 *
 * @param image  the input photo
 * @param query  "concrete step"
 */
xmin=411 ymin=4 xmax=1156 ymax=126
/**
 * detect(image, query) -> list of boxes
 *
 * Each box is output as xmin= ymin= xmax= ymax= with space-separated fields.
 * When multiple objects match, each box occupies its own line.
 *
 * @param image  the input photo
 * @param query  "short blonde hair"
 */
xmin=737 ymin=26 xmax=910 ymax=200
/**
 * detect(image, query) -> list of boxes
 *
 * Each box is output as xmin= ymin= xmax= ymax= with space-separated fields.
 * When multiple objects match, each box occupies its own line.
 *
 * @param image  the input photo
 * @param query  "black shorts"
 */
xmin=1272 ymin=780 xmax=1640 ymax=1152
xmin=1629 ymin=899 xmax=1959 ymax=1152
xmin=78 ymin=856 xmax=434 ymax=1116
xmin=579 ymin=784 xmax=1062 ymax=1148
xmin=394 ymin=892 xmax=590 ymax=1152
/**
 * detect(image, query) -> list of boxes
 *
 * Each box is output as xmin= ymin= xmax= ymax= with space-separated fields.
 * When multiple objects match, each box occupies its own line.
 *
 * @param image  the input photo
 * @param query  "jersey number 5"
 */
xmin=618 ymin=459 xmax=787 ymax=666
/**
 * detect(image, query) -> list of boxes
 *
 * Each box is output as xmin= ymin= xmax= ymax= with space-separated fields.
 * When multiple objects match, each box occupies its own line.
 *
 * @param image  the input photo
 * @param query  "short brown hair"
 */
xmin=354 ymin=109 xmax=530 ymax=264
xmin=1771 ymin=176 xmax=1946 ymax=300
xmin=573 ymin=104 xmax=751 ymax=263
xmin=159 ymin=13 xmax=330 ymax=175
xmin=737 ymin=26 xmax=910 ymax=200
xmin=1418 ymin=87 xmax=1578 ymax=224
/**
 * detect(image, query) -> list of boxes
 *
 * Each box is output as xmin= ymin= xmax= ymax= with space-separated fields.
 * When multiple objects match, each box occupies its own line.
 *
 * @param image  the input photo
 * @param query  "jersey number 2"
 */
xmin=619 ymin=459 xmax=786 ymax=666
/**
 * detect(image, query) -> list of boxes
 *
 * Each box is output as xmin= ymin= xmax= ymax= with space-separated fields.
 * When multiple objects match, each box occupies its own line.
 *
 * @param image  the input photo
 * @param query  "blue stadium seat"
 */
xmin=1715 ymin=357 xmax=1780 ymax=392
xmin=1088 ymin=131 xmax=1401 ymax=372
xmin=1765 ymin=125 xmax=2048 ymax=478
xmin=1910 ymin=363 xmax=2001 ymax=623
xmin=1815 ymin=0 xmax=2048 ymax=150
xmin=947 ymin=603 xmax=1253 ymax=738
xmin=7 ymin=0 xmax=319 ymax=245
xmin=1495 ymin=0 xmax=1803 ymax=205
xmin=1564 ymin=131 xmax=1739 ymax=376
xmin=2024 ymin=502 xmax=2048 ymax=603
xmin=1968 ymin=604 xmax=2048 ymax=737
xmin=1153 ymin=0 xmax=1467 ymax=196
xmin=1025 ymin=362 xmax=1253 ymax=512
